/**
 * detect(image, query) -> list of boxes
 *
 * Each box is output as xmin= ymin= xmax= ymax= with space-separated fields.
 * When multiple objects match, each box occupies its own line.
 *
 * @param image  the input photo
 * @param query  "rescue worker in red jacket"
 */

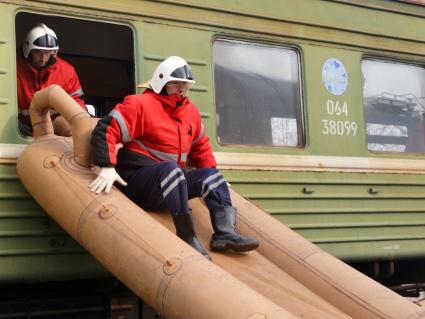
xmin=17 ymin=23 xmax=86 ymax=136
xmin=89 ymin=56 xmax=259 ymax=259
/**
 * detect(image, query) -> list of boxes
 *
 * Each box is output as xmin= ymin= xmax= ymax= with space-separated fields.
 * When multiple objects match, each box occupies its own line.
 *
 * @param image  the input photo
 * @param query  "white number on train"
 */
xmin=326 ymin=99 xmax=348 ymax=116
xmin=322 ymin=120 xmax=358 ymax=136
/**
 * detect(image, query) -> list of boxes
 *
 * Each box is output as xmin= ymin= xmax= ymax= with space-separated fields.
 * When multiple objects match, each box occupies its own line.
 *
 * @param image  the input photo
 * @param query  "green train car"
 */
xmin=0 ymin=0 xmax=425 ymax=316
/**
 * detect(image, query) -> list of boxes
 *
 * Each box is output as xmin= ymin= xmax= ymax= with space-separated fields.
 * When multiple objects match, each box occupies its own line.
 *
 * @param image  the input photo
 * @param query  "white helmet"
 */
xmin=23 ymin=24 xmax=59 ymax=58
xmin=149 ymin=56 xmax=195 ymax=93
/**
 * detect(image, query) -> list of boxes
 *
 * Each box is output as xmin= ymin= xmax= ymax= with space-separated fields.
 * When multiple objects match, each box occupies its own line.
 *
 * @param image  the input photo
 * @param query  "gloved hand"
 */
xmin=89 ymin=167 xmax=127 ymax=194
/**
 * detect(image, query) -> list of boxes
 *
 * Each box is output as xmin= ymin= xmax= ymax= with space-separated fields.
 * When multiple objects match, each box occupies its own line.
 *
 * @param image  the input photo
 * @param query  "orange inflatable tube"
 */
xmin=17 ymin=85 xmax=425 ymax=318
xmin=17 ymin=85 xmax=295 ymax=319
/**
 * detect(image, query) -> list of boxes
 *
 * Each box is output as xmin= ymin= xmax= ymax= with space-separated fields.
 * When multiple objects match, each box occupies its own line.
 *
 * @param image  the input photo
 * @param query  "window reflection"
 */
xmin=213 ymin=40 xmax=303 ymax=147
xmin=362 ymin=60 xmax=425 ymax=153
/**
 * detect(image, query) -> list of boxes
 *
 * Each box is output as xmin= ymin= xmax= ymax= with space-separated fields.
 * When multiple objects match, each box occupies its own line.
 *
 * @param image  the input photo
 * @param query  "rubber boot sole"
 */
xmin=210 ymin=239 xmax=259 ymax=252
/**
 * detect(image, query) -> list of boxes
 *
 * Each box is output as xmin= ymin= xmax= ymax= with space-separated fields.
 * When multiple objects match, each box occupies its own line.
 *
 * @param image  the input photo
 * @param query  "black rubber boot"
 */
xmin=209 ymin=206 xmax=259 ymax=252
xmin=172 ymin=211 xmax=211 ymax=260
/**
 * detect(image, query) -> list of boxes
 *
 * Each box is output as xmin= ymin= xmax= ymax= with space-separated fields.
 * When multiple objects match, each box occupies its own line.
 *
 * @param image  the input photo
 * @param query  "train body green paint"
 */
xmin=0 ymin=0 xmax=425 ymax=290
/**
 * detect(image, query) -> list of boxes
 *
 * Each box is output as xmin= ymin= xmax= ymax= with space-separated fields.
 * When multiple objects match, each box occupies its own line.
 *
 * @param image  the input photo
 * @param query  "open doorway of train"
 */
xmin=15 ymin=12 xmax=135 ymax=122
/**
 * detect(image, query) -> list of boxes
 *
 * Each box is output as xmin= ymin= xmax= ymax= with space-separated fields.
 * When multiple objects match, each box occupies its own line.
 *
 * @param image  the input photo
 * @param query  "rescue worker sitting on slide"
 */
xmin=89 ymin=56 xmax=259 ymax=259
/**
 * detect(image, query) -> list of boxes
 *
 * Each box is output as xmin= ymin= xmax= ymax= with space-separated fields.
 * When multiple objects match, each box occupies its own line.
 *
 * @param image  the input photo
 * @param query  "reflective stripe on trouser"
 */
xmin=121 ymin=161 xmax=231 ymax=215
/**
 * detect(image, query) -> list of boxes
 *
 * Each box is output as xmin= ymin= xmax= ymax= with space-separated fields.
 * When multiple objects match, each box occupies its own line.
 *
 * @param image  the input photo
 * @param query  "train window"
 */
xmin=362 ymin=59 xmax=425 ymax=153
xmin=213 ymin=40 xmax=303 ymax=147
xmin=15 ymin=12 xmax=135 ymax=136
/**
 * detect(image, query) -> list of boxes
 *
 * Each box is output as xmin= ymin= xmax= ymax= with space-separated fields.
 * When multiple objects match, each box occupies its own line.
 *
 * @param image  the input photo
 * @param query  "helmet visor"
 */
xmin=33 ymin=34 xmax=58 ymax=49
xmin=170 ymin=65 xmax=194 ymax=81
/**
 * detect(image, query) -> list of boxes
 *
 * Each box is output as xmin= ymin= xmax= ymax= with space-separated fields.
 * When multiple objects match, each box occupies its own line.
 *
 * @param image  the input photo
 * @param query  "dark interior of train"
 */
xmin=15 ymin=12 xmax=135 ymax=118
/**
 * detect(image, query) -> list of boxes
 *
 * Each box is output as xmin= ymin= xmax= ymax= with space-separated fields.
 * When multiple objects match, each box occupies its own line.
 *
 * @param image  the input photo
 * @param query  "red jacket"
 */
xmin=91 ymin=90 xmax=216 ymax=178
xmin=16 ymin=51 xmax=85 ymax=133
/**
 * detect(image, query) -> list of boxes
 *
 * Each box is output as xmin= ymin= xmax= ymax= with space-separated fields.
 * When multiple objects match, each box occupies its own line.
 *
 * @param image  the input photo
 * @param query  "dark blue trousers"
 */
xmin=121 ymin=161 xmax=232 ymax=215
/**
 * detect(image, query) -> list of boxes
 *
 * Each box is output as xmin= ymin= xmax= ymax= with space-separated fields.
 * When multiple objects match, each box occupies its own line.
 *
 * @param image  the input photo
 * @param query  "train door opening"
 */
xmin=15 ymin=12 xmax=135 ymax=135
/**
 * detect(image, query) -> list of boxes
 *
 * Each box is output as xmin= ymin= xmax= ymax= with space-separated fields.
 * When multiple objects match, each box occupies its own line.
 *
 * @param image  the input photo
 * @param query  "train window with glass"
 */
xmin=15 ymin=12 xmax=135 ymax=136
xmin=362 ymin=59 xmax=425 ymax=153
xmin=213 ymin=40 xmax=303 ymax=147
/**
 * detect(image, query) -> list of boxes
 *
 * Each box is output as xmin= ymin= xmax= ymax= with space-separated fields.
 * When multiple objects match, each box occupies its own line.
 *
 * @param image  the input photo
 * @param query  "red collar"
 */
xmin=144 ymin=89 xmax=189 ymax=108
xmin=18 ymin=51 xmax=57 ymax=75
xmin=26 ymin=59 xmax=57 ymax=74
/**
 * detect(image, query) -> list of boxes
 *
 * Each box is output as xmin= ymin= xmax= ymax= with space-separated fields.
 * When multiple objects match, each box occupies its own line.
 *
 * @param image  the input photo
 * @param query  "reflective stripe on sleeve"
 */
xmin=110 ymin=110 xmax=131 ymax=143
xmin=70 ymin=88 xmax=84 ymax=97
xmin=192 ymin=123 xmax=205 ymax=145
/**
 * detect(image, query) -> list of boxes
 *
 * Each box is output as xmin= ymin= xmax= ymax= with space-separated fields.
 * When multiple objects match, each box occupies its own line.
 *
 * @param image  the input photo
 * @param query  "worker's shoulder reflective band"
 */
xmin=110 ymin=110 xmax=131 ymax=143
xmin=191 ymin=123 xmax=205 ymax=145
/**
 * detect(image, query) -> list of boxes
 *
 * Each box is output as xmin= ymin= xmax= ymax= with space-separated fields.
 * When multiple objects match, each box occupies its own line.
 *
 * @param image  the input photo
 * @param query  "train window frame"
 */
xmin=15 ymin=11 xmax=136 ymax=137
xmin=361 ymin=57 xmax=425 ymax=154
xmin=212 ymin=38 xmax=305 ymax=149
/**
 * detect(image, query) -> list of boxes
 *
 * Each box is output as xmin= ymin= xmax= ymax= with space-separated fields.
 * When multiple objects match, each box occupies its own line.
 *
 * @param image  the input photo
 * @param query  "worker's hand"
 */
xmin=89 ymin=167 xmax=127 ymax=194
